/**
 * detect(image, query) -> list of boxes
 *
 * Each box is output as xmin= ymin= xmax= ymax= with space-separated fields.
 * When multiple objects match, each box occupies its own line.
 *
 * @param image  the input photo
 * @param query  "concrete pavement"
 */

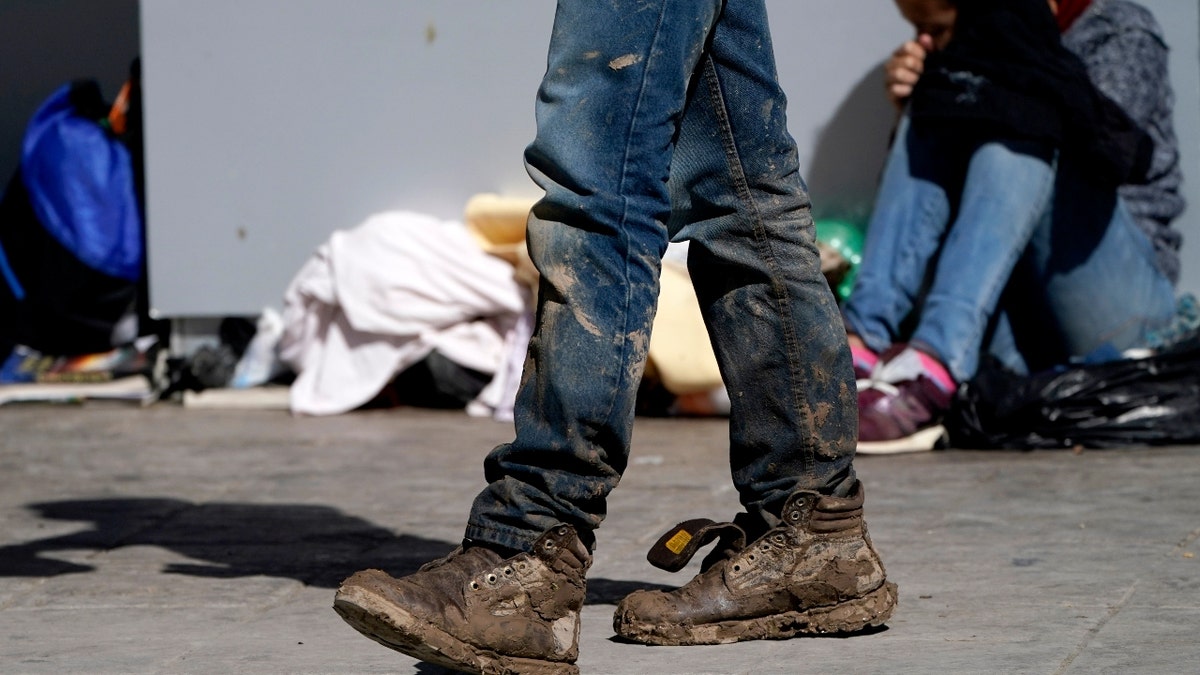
xmin=1 ymin=403 xmax=1198 ymax=673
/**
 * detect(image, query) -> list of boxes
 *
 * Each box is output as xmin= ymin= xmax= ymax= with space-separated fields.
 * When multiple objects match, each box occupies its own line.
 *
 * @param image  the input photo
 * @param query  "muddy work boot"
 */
xmin=614 ymin=482 xmax=897 ymax=645
xmin=334 ymin=524 xmax=590 ymax=674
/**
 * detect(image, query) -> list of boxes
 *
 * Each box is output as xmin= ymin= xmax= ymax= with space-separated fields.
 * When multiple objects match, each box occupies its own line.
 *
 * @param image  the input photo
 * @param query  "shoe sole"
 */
xmin=615 ymin=581 xmax=898 ymax=646
xmin=333 ymin=584 xmax=578 ymax=675
xmin=857 ymin=425 xmax=947 ymax=455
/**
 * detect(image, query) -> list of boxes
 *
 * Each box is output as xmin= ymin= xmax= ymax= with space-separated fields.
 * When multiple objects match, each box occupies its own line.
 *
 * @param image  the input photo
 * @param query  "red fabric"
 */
xmin=1056 ymin=0 xmax=1093 ymax=32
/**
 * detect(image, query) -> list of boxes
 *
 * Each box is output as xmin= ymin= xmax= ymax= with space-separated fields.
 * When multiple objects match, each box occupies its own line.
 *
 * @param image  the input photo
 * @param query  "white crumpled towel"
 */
xmin=279 ymin=210 xmax=528 ymax=416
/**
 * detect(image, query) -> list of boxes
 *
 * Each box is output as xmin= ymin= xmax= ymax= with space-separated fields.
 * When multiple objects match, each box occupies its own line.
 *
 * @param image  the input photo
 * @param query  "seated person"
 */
xmin=843 ymin=0 xmax=1185 ymax=453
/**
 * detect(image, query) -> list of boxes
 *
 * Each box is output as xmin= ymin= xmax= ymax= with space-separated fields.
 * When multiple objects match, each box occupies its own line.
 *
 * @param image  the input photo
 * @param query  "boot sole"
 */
xmin=615 ymin=581 xmax=898 ymax=646
xmin=333 ymin=584 xmax=579 ymax=675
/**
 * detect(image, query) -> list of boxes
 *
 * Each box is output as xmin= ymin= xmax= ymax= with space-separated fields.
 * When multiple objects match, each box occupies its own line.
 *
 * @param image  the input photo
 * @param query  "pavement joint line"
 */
xmin=1053 ymin=580 xmax=1139 ymax=675
xmin=1173 ymin=526 xmax=1200 ymax=553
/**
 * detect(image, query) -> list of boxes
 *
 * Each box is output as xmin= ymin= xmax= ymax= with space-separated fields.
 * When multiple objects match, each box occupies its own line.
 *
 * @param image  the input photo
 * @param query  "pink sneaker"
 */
xmin=854 ymin=345 xmax=955 ymax=451
xmin=857 ymin=375 xmax=952 ymax=455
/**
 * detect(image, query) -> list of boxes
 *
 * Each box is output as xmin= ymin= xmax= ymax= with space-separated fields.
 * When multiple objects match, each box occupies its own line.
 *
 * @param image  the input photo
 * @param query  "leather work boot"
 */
xmin=614 ymin=481 xmax=897 ymax=645
xmin=333 ymin=524 xmax=590 ymax=674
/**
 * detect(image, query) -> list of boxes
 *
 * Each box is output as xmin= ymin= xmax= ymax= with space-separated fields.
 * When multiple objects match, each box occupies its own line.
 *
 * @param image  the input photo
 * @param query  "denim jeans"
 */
xmin=843 ymin=116 xmax=1177 ymax=382
xmin=466 ymin=0 xmax=857 ymax=553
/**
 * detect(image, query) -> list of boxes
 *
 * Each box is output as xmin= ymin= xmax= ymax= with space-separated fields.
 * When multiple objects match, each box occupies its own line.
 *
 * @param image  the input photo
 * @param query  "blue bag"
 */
xmin=21 ymin=83 xmax=142 ymax=281
xmin=0 ymin=77 xmax=144 ymax=358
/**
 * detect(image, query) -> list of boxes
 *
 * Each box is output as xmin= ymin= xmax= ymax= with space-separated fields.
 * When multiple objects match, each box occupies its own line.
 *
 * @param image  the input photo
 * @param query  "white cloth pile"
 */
xmin=279 ymin=211 xmax=530 ymax=417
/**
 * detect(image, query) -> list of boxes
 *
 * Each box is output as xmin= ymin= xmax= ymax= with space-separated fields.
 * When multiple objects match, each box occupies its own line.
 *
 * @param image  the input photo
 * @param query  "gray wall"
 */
xmin=0 ymin=0 xmax=140 ymax=190
xmin=140 ymin=1 xmax=1200 ymax=317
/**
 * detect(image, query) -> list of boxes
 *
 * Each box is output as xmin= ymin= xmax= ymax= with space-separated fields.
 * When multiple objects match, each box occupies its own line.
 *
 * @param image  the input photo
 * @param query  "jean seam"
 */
xmin=599 ymin=0 xmax=672 ymax=435
xmin=702 ymin=55 xmax=816 ymax=484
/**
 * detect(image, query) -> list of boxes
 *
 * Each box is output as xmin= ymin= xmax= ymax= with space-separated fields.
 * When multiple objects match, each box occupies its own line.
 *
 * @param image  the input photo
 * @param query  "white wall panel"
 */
xmin=141 ymin=1 xmax=1200 ymax=316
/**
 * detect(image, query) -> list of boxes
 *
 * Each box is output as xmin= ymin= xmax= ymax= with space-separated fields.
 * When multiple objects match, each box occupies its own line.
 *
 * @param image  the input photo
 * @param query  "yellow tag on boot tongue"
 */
xmin=664 ymin=529 xmax=693 ymax=554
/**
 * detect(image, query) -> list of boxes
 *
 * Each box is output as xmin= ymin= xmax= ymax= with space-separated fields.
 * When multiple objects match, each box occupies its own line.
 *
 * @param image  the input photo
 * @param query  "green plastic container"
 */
xmin=815 ymin=219 xmax=865 ymax=302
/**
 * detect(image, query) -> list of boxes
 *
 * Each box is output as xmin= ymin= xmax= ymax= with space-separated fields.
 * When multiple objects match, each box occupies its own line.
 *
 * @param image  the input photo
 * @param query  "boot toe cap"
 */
xmin=615 ymin=588 xmax=688 ymax=626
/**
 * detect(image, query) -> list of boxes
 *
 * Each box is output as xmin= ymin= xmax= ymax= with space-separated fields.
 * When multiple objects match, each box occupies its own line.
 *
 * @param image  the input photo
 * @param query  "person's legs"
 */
xmin=464 ymin=0 xmax=722 ymax=555
xmin=614 ymin=0 xmax=895 ymax=643
xmin=907 ymin=140 xmax=1056 ymax=381
xmin=857 ymin=137 xmax=1055 ymax=453
xmin=668 ymin=2 xmax=859 ymax=518
xmin=336 ymin=2 xmax=723 ymax=671
xmin=841 ymin=116 xmax=964 ymax=357
xmin=998 ymin=163 xmax=1176 ymax=373
xmin=336 ymin=1 xmax=894 ymax=665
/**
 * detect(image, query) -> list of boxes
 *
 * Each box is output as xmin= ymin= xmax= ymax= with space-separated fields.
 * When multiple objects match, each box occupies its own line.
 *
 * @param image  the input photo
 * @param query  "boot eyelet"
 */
xmin=556 ymin=526 xmax=568 ymax=536
xmin=747 ymin=554 xmax=755 ymax=562
xmin=761 ymin=544 xmax=771 ymax=552
xmin=545 ymin=541 xmax=556 ymax=551
xmin=733 ymin=564 xmax=741 ymax=572
xmin=470 ymin=581 xmax=480 ymax=590
xmin=503 ymin=567 xmax=514 ymax=576
xmin=773 ymin=534 xmax=785 ymax=544
xmin=486 ymin=574 xmax=498 ymax=584
xmin=789 ymin=511 xmax=801 ymax=521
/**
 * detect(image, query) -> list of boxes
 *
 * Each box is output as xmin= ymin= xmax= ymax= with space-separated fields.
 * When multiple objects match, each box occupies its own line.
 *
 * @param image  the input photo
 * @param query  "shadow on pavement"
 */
xmin=0 ymin=498 xmax=668 ymax=603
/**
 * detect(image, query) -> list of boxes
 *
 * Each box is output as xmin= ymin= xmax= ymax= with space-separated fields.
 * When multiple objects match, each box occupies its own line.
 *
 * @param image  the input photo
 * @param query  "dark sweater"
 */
xmin=1063 ymin=0 xmax=1184 ymax=283
xmin=910 ymin=0 xmax=1152 ymax=189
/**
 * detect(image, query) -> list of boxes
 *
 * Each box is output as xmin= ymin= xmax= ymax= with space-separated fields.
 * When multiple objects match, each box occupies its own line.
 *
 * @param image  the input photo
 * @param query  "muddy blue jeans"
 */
xmin=465 ymin=0 xmax=857 ymax=552
xmin=843 ymin=116 xmax=1176 ymax=382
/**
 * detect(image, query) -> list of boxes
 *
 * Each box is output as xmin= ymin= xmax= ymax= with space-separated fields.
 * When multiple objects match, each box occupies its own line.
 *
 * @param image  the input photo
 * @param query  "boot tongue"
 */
xmin=646 ymin=519 xmax=747 ymax=573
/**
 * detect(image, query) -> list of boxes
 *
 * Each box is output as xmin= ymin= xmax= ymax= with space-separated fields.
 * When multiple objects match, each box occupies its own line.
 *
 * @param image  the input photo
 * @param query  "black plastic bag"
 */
xmin=947 ymin=333 xmax=1200 ymax=449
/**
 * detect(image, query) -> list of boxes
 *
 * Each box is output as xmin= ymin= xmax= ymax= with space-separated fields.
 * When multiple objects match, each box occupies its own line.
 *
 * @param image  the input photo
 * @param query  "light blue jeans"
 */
xmin=466 ymin=0 xmax=857 ymax=552
xmin=843 ymin=116 xmax=1176 ymax=383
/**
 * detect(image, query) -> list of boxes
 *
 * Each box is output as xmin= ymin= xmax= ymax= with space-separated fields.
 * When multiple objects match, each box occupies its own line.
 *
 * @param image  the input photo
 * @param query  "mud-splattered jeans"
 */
xmin=466 ymin=0 xmax=858 ymax=553
xmin=842 ymin=115 xmax=1177 ymax=382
